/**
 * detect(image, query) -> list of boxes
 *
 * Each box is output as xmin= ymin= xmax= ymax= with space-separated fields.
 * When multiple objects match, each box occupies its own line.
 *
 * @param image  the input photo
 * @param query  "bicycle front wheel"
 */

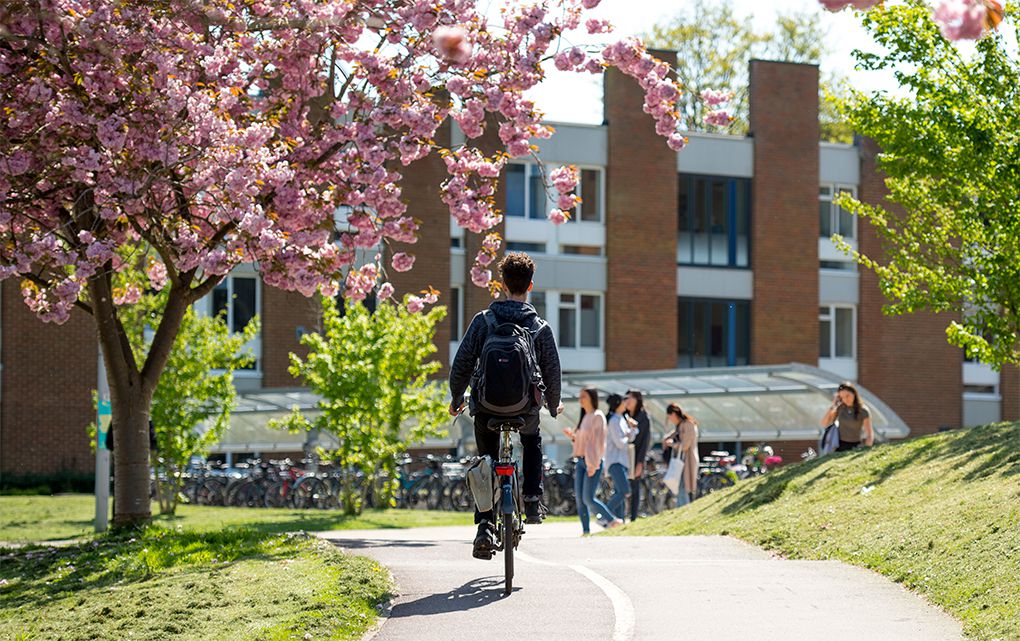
xmin=503 ymin=515 xmax=514 ymax=596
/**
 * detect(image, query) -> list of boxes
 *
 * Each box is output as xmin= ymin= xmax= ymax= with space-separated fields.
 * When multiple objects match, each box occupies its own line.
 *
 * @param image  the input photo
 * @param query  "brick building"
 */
xmin=2 ymin=58 xmax=1015 ymax=481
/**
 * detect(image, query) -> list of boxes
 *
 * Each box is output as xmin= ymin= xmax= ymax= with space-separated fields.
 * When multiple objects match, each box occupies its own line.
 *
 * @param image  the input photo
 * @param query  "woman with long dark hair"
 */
xmin=562 ymin=388 xmax=623 ymax=534
xmin=663 ymin=403 xmax=699 ymax=507
xmin=820 ymin=381 xmax=874 ymax=451
xmin=624 ymin=389 xmax=650 ymax=521
xmin=604 ymin=393 xmax=638 ymax=520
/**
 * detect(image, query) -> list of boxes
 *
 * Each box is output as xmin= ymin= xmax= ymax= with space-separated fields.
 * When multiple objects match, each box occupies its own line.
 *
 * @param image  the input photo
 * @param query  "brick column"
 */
xmin=388 ymin=121 xmax=453 ymax=371
xmin=260 ymin=288 xmax=320 ymax=388
xmin=999 ymin=365 xmax=1020 ymax=422
xmin=603 ymin=49 xmax=679 ymax=372
xmin=1 ymin=282 xmax=96 ymax=478
xmin=748 ymin=60 xmax=820 ymax=365
xmin=857 ymin=138 xmax=962 ymax=435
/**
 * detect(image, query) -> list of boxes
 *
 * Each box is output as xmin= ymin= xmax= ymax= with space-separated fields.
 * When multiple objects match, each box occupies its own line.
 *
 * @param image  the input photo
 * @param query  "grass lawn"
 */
xmin=610 ymin=422 xmax=1020 ymax=641
xmin=0 ymin=527 xmax=390 ymax=641
xmin=0 ymin=499 xmax=479 ymax=639
xmin=0 ymin=494 xmax=474 ymax=543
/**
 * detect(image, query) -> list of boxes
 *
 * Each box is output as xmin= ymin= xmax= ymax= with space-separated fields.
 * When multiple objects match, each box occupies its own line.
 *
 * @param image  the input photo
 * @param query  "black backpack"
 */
xmin=474 ymin=310 xmax=545 ymax=416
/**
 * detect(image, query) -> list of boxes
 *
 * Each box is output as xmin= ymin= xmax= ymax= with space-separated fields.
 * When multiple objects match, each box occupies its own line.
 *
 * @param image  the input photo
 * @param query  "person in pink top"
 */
xmin=562 ymin=388 xmax=624 ymax=535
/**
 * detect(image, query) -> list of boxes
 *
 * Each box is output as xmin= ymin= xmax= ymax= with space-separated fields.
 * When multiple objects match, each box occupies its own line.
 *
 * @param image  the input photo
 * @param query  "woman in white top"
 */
xmin=604 ymin=393 xmax=638 ymax=520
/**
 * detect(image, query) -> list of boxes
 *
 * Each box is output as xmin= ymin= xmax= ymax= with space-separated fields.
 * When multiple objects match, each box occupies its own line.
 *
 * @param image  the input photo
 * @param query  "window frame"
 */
xmin=449 ymin=286 xmax=464 ymax=340
xmin=204 ymin=274 xmax=262 ymax=373
xmin=677 ymin=174 xmax=751 ymax=269
xmin=543 ymin=290 xmax=605 ymax=351
xmin=819 ymin=303 xmax=857 ymax=360
xmin=819 ymin=183 xmax=858 ymax=240
xmin=677 ymin=297 xmax=751 ymax=368
xmin=505 ymin=162 xmax=606 ymax=224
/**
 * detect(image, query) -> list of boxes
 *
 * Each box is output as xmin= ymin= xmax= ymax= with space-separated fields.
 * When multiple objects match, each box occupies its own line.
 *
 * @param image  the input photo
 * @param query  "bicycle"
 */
xmin=484 ymin=415 xmax=526 ymax=596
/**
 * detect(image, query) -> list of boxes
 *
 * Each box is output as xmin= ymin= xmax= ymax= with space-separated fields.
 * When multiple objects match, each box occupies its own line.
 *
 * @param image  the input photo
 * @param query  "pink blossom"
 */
xmin=934 ymin=0 xmax=994 ymax=40
xmin=391 ymin=252 xmax=415 ymax=272
xmin=112 ymin=285 xmax=142 ymax=306
xmin=406 ymin=296 xmax=425 ymax=314
xmin=704 ymin=110 xmax=734 ymax=127
xmin=700 ymin=89 xmax=732 ymax=107
xmin=548 ymin=209 xmax=570 ymax=226
xmin=470 ymin=265 xmax=492 ymax=288
xmin=586 ymin=19 xmax=613 ymax=35
xmin=817 ymin=0 xmax=883 ymax=10
xmin=482 ymin=234 xmax=501 ymax=253
xmin=433 ymin=26 xmax=472 ymax=64
xmin=146 ymin=260 xmax=169 ymax=291
xmin=549 ymin=166 xmax=579 ymax=195
xmin=377 ymin=282 xmax=394 ymax=301
xmin=476 ymin=250 xmax=494 ymax=267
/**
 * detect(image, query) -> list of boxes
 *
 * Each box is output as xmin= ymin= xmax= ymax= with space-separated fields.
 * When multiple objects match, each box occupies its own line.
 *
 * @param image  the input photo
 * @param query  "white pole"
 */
xmin=95 ymin=346 xmax=111 ymax=532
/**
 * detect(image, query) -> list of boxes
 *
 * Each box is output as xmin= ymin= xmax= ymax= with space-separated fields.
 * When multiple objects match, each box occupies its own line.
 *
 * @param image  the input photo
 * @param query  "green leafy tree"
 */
xmin=834 ymin=2 xmax=1020 ymax=367
xmin=274 ymin=295 xmax=449 ymax=515
xmin=644 ymin=1 xmax=853 ymax=142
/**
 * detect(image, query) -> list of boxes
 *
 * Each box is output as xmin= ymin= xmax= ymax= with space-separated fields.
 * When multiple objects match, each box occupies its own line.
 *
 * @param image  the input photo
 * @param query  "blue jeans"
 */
xmin=574 ymin=458 xmax=617 ymax=533
xmin=674 ymin=469 xmax=691 ymax=508
xmin=606 ymin=463 xmax=630 ymax=520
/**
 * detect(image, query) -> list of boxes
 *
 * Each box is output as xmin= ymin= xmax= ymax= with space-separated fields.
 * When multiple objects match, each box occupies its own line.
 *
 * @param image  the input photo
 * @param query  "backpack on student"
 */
xmin=474 ymin=310 xmax=546 ymax=416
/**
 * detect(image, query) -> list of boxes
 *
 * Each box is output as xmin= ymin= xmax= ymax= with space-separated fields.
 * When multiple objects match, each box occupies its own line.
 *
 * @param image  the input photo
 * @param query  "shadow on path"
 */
xmin=328 ymin=537 xmax=441 ymax=551
xmin=389 ymin=577 xmax=517 ymax=618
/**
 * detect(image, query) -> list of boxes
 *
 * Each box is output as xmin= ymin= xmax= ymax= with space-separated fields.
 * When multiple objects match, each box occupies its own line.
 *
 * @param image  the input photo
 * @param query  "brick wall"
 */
xmin=748 ymin=60 xmax=820 ymax=365
xmin=461 ymin=115 xmax=506 ymax=326
xmin=856 ymin=138 xmax=962 ymax=436
xmin=261 ymin=287 xmax=320 ymax=388
xmin=1 ymin=282 xmax=97 ymax=478
xmin=388 ymin=122 xmax=452 ymax=372
xmin=603 ymin=49 xmax=679 ymax=372
xmin=999 ymin=365 xmax=1020 ymax=422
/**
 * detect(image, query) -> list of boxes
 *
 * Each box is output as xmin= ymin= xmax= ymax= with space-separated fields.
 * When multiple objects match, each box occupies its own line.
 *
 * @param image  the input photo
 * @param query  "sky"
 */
xmin=527 ymin=0 xmax=897 ymax=124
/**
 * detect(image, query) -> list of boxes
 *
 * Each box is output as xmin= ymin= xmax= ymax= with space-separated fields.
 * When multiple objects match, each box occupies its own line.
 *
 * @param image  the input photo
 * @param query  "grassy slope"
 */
xmin=0 ymin=528 xmax=390 ymax=641
xmin=611 ymin=422 xmax=1020 ymax=641
xmin=0 ymin=496 xmax=474 ymax=543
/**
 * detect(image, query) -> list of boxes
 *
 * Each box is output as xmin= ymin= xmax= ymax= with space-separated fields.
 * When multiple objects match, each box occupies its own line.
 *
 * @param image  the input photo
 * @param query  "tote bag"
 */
xmin=663 ymin=452 xmax=684 ymax=495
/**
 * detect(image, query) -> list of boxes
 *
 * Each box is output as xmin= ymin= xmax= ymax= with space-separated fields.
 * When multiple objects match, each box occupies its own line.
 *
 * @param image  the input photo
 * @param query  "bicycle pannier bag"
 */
xmin=475 ymin=311 xmax=545 ymax=416
xmin=466 ymin=455 xmax=497 ymax=512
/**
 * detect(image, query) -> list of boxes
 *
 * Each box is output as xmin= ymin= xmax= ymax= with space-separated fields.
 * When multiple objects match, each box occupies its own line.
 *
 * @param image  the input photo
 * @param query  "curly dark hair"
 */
xmin=499 ymin=251 xmax=535 ymax=295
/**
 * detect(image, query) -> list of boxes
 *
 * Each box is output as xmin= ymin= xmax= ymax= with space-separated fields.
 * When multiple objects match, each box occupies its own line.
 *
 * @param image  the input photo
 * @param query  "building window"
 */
xmin=820 ymin=260 xmax=856 ymax=271
xmin=555 ymin=292 xmax=602 ymax=349
xmin=451 ymin=237 xmax=463 ymax=249
xmin=678 ymin=298 xmax=750 ymax=368
xmin=819 ymin=305 xmax=855 ymax=359
xmin=820 ymin=185 xmax=856 ymax=239
xmin=530 ymin=291 xmax=546 ymax=319
xmin=569 ymin=168 xmax=603 ymax=223
xmin=506 ymin=241 xmax=546 ymax=253
xmin=506 ymin=163 xmax=604 ymax=223
xmin=450 ymin=287 xmax=463 ymax=339
xmin=560 ymin=244 xmax=603 ymax=256
xmin=678 ymin=174 xmax=750 ymax=268
xmin=209 ymin=276 xmax=260 ymax=370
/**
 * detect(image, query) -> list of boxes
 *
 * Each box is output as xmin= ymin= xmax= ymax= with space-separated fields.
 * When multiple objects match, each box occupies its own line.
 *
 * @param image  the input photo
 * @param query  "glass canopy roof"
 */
xmin=211 ymin=364 xmax=909 ymax=456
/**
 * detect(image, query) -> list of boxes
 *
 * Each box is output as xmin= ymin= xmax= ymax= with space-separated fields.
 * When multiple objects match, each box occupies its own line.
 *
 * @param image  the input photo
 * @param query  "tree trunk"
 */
xmin=111 ymin=394 xmax=152 ymax=526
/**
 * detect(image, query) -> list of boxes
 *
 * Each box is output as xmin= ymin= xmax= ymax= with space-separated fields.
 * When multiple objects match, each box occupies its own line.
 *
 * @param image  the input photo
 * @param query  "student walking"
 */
xmin=625 ymin=390 xmax=651 ymax=521
xmin=819 ymin=381 xmax=874 ymax=451
xmin=663 ymin=403 xmax=699 ymax=507
xmin=604 ymin=393 xmax=638 ymax=520
xmin=562 ymin=388 xmax=623 ymax=534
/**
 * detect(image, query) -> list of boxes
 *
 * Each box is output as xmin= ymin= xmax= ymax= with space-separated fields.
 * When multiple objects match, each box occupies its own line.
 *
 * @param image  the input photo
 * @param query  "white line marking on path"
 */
xmin=517 ymin=551 xmax=636 ymax=641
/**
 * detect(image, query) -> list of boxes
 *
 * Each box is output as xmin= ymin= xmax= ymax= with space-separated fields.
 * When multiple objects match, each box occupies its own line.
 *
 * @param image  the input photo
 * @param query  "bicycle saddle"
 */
xmin=487 ymin=417 xmax=526 ymax=432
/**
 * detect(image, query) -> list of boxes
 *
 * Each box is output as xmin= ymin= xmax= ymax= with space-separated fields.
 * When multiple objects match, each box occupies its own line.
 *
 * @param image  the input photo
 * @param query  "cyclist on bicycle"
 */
xmin=449 ymin=252 xmax=563 ymax=560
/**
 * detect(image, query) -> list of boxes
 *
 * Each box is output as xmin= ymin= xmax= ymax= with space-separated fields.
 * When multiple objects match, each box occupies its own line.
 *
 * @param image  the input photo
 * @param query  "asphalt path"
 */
xmin=321 ymin=522 xmax=962 ymax=641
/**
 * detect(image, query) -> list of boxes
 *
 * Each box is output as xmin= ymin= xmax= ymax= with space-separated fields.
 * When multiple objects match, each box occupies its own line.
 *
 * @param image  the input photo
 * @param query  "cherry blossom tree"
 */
xmin=0 ymin=0 xmax=711 ymax=526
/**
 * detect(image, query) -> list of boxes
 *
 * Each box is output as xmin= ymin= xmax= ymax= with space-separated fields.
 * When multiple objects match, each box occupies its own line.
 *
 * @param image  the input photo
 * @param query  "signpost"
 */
xmin=95 ymin=352 xmax=111 ymax=532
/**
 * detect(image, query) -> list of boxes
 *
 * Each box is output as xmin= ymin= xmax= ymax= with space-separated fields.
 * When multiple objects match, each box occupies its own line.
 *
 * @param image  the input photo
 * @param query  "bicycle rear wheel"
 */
xmin=503 ymin=515 xmax=514 ymax=596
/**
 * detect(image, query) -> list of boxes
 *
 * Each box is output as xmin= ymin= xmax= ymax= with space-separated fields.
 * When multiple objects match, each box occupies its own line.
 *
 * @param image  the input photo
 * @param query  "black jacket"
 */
xmin=630 ymin=409 xmax=651 ymax=463
xmin=449 ymin=301 xmax=562 ymax=418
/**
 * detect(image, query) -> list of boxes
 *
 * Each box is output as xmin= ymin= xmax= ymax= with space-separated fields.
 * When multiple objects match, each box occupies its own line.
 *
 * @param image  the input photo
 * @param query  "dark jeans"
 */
xmin=629 ymin=478 xmax=641 ymax=521
xmin=473 ymin=412 xmax=542 ymax=525
xmin=836 ymin=440 xmax=860 ymax=452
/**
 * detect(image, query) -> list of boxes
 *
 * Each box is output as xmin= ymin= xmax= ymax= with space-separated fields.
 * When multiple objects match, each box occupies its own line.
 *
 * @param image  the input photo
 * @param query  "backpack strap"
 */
xmin=482 ymin=309 xmax=498 ymax=334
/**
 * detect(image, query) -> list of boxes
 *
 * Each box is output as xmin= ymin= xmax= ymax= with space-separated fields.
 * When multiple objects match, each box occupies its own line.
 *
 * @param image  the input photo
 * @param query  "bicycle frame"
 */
xmin=492 ymin=423 xmax=524 ymax=596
